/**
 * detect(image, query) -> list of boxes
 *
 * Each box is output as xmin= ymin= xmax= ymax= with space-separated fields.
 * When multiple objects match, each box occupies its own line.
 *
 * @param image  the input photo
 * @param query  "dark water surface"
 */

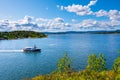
xmin=0 ymin=34 xmax=120 ymax=80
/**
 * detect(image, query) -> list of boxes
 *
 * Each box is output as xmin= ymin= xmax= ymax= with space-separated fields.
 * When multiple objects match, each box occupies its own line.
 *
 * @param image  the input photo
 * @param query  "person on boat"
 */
xmin=34 ymin=45 xmax=37 ymax=49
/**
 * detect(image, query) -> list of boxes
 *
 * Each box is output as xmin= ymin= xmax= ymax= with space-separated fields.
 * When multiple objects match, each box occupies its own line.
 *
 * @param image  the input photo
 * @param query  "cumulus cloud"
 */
xmin=59 ymin=0 xmax=120 ymax=22
xmin=0 ymin=16 xmax=72 ymax=32
xmin=1 ymin=0 xmax=119 ymax=32
xmin=95 ymin=10 xmax=108 ymax=17
xmin=21 ymin=15 xmax=34 ymax=23
xmin=54 ymin=17 xmax=64 ymax=22
xmin=88 ymin=0 xmax=97 ymax=7
xmin=73 ymin=19 xmax=120 ymax=30
xmin=0 ymin=20 xmax=11 ymax=31
xmin=59 ymin=0 xmax=98 ymax=16
xmin=0 ymin=15 xmax=120 ymax=32
xmin=63 ymin=4 xmax=93 ymax=16
xmin=36 ymin=18 xmax=49 ymax=22
xmin=81 ymin=19 xmax=97 ymax=28
xmin=56 ymin=0 xmax=120 ymax=31
xmin=0 ymin=16 xmax=39 ymax=31
xmin=1 ymin=0 xmax=120 ymax=32
xmin=108 ymin=10 xmax=120 ymax=21
xmin=37 ymin=17 xmax=69 ymax=31
xmin=95 ymin=10 xmax=120 ymax=21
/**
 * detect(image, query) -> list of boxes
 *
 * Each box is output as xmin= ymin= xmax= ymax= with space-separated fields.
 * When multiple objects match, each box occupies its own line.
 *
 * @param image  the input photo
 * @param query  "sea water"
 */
xmin=0 ymin=33 xmax=120 ymax=80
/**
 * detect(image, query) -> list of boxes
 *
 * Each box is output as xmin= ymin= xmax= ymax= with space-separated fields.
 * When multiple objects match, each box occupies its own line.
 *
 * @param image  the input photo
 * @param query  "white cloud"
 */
xmin=36 ymin=17 xmax=65 ymax=28
xmin=1 ymin=0 xmax=120 ymax=32
xmin=0 ymin=20 xmax=11 ymax=31
xmin=0 ymin=15 xmax=120 ymax=32
xmin=36 ymin=18 xmax=49 ymax=22
xmin=81 ymin=19 xmax=97 ymax=28
xmin=88 ymin=0 xmax=97 ymax=7
xmin=73 ymin=19 xmax=120 ymax=30
xmin=59 ymin=0 xmax=97 ymax=16
xmin=73 ymin=19 xmax=97 ymax=29
xmin=95 ymin=10 xmax=108 ymax=17
xmin=56 ymin=0 xmax=120 ymax=31
xmin=110 ymin=20 xmax=120 ymax=27
xmin=21 ymin=15 xmax=34 ymax=23
xmin=63 ymin=4 xmax=93 ymax=16
xmin=54 ymin=17 xmax=64 ymax=22
xmin=108 ymin=10 xmax=120 ymax=21
xmin=95 ymin=10 xmax=120 ymax=21
xmin=59 ymin=0 xmax=120 ymax=22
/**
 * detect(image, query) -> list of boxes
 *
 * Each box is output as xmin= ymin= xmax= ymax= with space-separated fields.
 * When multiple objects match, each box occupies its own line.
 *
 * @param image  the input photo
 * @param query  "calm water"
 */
xmin=0 ymin=34 xmax=120 ymax=80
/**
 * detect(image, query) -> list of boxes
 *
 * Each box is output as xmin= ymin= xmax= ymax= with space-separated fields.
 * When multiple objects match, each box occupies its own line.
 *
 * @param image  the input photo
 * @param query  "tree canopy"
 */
xmin=0 ymin=31 xmax=47 ymax=40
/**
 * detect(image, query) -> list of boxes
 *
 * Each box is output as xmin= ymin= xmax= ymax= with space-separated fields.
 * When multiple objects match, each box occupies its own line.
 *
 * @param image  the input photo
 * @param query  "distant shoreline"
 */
xmin=0 ymin=31 xmax=47 ymax=40
xmin=0 ymin=30 xmax=120 ymax=40
xmin=44 ymin=30 xmax=120 ymax=34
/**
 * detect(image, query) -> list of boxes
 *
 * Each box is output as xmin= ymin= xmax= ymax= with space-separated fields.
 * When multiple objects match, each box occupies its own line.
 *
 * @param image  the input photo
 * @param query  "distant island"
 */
xmin=0 ymin=31 xmax=47 ymax=40
xmin=44 ymin=30 xmax=120 ymax=34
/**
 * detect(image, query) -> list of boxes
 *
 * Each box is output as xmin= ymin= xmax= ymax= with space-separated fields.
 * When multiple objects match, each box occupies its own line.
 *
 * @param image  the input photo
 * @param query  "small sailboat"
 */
xmin=23 ymin=45 xmax=41 ymax=52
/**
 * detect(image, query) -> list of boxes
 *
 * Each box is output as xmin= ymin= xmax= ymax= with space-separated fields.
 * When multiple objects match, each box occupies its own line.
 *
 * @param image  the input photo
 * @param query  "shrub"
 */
xmin=57 ymin=52 xmax=72 ymax=73
xmin=113 ymin=57 xmax=120 ymax=73
xmin=86 ymin=54 xmax=106 ymax=71
xmin=113 ymin=52 xmax=120 ymax=73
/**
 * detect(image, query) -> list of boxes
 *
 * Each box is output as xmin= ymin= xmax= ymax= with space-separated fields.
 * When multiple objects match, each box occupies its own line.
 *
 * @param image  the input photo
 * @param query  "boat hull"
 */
xmin=23 ymin=49 xmax=41 ymax=52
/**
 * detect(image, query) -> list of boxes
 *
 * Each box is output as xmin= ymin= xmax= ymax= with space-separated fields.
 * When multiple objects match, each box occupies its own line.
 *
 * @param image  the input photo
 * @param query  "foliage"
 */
xmin=31 ymin=52 xmax=120 ymax=80
xmin=57 ymin=52 xmax=72 ymax=73
xmin=0 ymin=31 xmax=47 ymax=40
xmin=86 ymin=54 xmax=106 ymax=71
xmin=32 ymin=70 xmax=119 ymax=80
xmin=113 ymin=51 xmax=120 ymax=73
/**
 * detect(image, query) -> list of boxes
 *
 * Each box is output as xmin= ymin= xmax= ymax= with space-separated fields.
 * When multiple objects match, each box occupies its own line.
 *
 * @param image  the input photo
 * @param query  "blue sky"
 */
xmin=0 ymin=0 xmax=120 ymax=32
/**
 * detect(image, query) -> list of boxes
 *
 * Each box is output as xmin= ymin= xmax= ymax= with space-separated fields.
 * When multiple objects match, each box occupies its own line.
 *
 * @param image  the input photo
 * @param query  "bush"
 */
xmin=113 ymin=51 xmax=120 ymax=73
xmin=57 ymin=52 xmax=72 ymax=73
xmin=86 ymin=54 xmax=106 ymax=71
xmin=32 ymin=52 xmax=120 ymax=80
xmin=113 ymin=57 xmax=120 ymax=73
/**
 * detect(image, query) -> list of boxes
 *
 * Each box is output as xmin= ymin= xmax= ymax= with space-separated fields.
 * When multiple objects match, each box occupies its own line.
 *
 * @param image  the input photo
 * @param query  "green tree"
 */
xmin=57 ymin=52 xmax=72 ymax=73
xmin=86 ymin=54 xmax=106 ymax=71
xmin=0 ymin=31 xmax=47 ymax=40
xmin=113 ymin=51 xmax=120 ymax=73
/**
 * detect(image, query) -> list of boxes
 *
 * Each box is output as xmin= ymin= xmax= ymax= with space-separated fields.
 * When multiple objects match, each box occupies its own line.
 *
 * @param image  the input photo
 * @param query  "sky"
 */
xmin=0 ymin=0 xmax=120 ymax=32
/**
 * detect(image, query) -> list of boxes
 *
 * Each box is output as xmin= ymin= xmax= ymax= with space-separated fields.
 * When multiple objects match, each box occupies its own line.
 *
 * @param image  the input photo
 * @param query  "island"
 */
xmin=0 ymin=31 xmax=47 ymax=40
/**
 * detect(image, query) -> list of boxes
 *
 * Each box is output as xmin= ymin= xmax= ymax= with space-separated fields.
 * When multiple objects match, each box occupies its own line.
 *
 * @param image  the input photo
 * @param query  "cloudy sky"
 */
xmin=0 ymin=0 xmax=120 ymax=32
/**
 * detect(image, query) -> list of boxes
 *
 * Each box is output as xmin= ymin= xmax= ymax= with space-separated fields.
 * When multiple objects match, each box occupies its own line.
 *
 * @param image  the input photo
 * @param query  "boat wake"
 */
xmin=0 ymin=50 xmax=23 ymax=53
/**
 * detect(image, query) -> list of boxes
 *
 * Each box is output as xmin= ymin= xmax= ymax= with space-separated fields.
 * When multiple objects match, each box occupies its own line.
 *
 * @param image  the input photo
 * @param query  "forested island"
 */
xmin=0 ymin=31 xmax=47 ymax=40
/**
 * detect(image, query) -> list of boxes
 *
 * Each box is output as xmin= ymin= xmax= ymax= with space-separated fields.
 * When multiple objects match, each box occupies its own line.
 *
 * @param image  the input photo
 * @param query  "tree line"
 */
xmin=0 ymin=31 xmax=47 ymax=40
